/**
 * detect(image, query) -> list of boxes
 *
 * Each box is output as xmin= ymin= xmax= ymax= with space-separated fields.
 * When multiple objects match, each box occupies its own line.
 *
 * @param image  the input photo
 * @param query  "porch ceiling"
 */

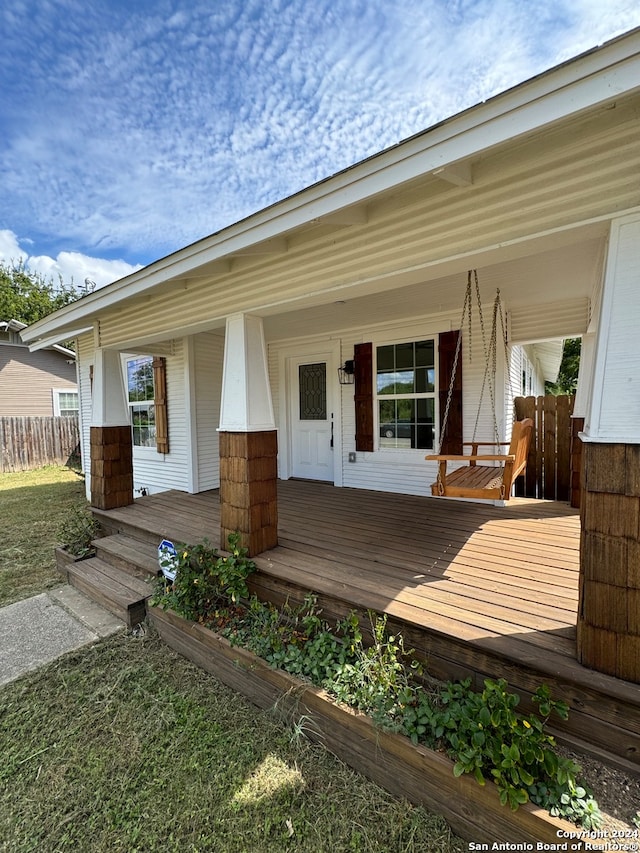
xmin=260 ymin=223 xmax=606 ymax=343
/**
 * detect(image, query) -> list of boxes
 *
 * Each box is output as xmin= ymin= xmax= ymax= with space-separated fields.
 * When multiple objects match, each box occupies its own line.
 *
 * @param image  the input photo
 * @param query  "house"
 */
xmin=22 ymin=27 xmax=640 ymax=684
xmin=0 ymin=319 xmax=77 ymax=416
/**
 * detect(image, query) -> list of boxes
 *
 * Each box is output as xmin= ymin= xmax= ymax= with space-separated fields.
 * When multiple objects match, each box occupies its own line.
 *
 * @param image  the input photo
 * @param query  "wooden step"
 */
xmin=94 ymin=534 xmax=160 ymax=580
xmin=66 ymin=556 xmax=153 ymax=629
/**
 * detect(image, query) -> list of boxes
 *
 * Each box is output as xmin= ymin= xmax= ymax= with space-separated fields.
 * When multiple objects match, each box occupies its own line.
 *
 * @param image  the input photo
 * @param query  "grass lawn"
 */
xmin=0 ymin=630 xmax=464 ymax=853
xmin=0 ymin=465 xmax=464 ymax=852
xmin=0 ymin=465 xmax=87 ymax=606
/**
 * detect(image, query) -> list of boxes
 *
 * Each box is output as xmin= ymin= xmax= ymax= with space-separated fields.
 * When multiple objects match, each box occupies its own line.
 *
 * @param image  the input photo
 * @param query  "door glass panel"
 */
xmin=299 ymin=363 xmax=326 ymax=420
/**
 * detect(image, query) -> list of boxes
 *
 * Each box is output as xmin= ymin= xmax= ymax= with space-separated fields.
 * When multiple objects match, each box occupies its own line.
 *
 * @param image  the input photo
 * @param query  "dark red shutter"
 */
xmin=438 ymin=331 xmax=463 ymax=455
xmin=354 ymin=342 xmax=374 ymax=452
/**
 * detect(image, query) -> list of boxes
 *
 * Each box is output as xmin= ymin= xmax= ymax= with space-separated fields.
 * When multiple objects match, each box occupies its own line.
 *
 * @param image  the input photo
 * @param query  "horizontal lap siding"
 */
xmin=131 ymin=340 xmax=188 ymax=494
xmin=0 ymin=345 xmax=76 ymax=416
xmin=194 ymin=332 xmax=224 ymax=491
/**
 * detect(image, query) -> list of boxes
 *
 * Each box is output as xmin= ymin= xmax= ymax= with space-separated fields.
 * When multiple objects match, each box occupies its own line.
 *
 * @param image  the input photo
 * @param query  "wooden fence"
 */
xmin=0 ymin=416 xmax=81 ymax=473
xmin=514 ymin=395 xmax=577 ymax=502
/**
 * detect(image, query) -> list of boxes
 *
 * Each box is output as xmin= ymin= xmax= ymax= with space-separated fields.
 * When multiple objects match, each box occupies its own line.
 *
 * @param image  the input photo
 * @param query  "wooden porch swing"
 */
xmin=425 ymin=271 xmax=534 ymax=501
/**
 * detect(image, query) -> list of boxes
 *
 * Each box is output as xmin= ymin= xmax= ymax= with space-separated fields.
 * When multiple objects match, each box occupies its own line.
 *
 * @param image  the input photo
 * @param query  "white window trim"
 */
xmin=373 ymin=336 xmax=438 ymax=454
xmin=52 ymin=387 xmax=79 ymax=416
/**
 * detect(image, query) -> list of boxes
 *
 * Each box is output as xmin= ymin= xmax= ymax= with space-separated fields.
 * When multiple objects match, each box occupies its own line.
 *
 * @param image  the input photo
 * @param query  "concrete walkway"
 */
xmin=0 ymin=585 xmax=124 ymax=687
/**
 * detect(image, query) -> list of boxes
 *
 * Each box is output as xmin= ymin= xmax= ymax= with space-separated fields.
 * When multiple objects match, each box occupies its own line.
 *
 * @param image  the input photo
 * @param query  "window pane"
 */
xmin=395 ymin=369 xmax=415 ymax=394
xmin=128 ymin=357 xmax=154 ymax=402
xmin=299 ymin=363 xmax=326 ymax=420
xmin=57 ymin=391 xmax=79 ymax=415
xmin=377 ymin=371 xmax=396 ymax=395
xmin=131 ymin=404 xmax=156 ymax=446
xmin=395 ymin=342 xmax=414 ymax=369
xmin=376 ymin=345 xmax=394 ymax=371
xmin=415 ymin=340 xmax=434 ymax=367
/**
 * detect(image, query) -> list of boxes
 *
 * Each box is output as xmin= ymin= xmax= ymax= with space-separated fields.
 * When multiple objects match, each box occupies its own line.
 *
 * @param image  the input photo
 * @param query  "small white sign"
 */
xmin=158 ymin=539 xmax=178 ymax=582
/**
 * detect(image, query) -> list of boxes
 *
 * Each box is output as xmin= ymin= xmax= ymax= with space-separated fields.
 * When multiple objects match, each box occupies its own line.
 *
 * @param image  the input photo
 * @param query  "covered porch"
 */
xmin=92 ymin=479 xmax=640 ymax=773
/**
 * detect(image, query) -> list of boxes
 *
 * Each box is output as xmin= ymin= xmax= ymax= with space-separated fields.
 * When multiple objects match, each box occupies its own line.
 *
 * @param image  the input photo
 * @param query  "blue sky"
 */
xmin=1 ymin=0 xmax=639 ymax=290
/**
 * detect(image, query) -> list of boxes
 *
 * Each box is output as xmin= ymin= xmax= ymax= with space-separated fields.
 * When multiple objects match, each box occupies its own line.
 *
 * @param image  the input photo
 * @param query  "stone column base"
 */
xmin=219 ymin=430 xmax=278 ymax=557
xmin=577 ymin=442 xmax=640 ymax=683
xmin=90 ymin=426 xmax=134 ymax=510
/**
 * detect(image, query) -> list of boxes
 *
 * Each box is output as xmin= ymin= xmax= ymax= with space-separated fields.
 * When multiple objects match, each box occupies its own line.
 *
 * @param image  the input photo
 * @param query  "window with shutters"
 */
xmin=126 ymin=355 xmax=169 ymax=453
xmin=376 ymin=339 xmax=436 ymax=450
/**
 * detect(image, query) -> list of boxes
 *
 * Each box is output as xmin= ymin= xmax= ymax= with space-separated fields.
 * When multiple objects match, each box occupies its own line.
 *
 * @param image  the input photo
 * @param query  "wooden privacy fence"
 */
xmin=0 ymin=416 xmax=80 ymax=473
xmin=514 ymin=395 xmax=577 ymax=502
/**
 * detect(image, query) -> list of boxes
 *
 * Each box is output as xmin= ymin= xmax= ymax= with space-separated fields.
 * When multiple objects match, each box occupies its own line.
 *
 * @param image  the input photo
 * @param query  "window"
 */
xmin=126 ymin=355 xmax=169 ymax=453
xmin=376 ymin=340 xmax=436 ymax=450
xmin=127 ymin=356 xmax=156 ymax=447
xmin=53 ymin=389 xmax=79 ymax=416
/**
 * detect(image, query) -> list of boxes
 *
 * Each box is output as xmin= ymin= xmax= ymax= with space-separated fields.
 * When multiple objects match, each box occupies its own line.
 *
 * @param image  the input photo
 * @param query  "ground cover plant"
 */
xmin=0 ymin=630 xmax=464 ymax=853
xmin=152 ymin=565 xmax=604 ymax=830
xmin=0 ymin=466 xmax=86 ymax=606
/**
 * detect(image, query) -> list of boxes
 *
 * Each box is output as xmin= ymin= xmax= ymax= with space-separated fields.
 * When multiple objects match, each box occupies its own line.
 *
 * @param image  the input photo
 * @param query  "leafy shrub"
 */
xmin=226 ymin=594 xmax=360 ymax=686
xmin=426 ymin=678 xmax=601 ymax=825
xmin=57 ymin=506 xmax=101 ymax=557
xmin=152 ymin=533 xmax=256 ymax=620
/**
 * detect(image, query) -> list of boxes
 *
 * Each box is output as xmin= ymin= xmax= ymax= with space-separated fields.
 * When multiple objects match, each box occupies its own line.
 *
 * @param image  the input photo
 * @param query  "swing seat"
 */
xmin=425 ymin=418 xmax=534 ymax=501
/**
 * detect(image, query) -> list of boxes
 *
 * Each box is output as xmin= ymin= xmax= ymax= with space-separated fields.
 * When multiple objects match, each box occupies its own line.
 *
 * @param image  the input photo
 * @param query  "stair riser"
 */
xmin=94 ymin=545 xmax=157 ymax=581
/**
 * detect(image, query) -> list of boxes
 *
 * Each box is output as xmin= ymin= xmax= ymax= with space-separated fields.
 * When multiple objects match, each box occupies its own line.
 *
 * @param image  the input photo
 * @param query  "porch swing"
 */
xmin=425 ymin=271 xmax=533 ymax=501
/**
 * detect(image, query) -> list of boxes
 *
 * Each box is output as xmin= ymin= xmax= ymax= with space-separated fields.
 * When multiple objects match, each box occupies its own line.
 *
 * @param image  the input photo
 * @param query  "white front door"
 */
xmin=290 ymin=356 xmax=334 ymax=481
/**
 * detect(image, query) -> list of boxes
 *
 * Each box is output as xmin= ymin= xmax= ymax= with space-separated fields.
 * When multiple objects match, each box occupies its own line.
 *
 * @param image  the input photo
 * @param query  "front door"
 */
xmin=290 ymin=357 xmax=334 ymax=481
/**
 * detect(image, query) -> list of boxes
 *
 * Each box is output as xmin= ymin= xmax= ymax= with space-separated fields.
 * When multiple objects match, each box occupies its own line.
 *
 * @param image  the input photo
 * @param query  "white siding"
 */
xmin=129 ymin=341 xmax=189 ymax=494
xmin=269 ymin=304 xmax=509 ymax=498
xmin=193 ymin=331 xmax=224 ymax=490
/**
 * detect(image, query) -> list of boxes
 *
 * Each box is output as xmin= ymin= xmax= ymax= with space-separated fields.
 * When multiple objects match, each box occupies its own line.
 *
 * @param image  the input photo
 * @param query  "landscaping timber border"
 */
xmin=148 ymin=605 xmax=592 ymax=847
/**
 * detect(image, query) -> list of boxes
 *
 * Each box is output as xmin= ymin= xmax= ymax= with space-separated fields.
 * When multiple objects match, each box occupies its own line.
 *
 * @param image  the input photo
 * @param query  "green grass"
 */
xmin=0 ymin=631 xmax=465 ymax=853
xmin=0 ymin=465 xmax=463 ymax=852
xmin=0 ymin=466 xmax=87 ymax=606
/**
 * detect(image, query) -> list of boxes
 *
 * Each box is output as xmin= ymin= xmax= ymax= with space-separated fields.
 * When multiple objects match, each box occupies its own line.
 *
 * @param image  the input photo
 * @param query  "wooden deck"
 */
xmin=94 ymin=480 xmax=640 ymax=771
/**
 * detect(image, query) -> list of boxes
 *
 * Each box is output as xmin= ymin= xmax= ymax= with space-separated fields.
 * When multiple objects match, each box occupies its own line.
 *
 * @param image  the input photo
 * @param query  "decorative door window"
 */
xmin=299 ymin=363 xmax=327 ymax=420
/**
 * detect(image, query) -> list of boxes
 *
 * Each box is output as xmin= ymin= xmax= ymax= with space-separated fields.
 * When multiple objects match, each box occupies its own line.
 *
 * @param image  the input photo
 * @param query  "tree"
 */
xmin=546 ymin=337 xmax=581 ymax=395
xmin=0 ymin=261 xmax=78 ymax=326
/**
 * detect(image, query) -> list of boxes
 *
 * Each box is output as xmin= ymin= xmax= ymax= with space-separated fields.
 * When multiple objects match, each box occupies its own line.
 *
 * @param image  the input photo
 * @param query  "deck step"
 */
xmin=94 ymin=534 xmax=160 ymax=580
xmin=65 ymin=556 xmax=153 ymax=629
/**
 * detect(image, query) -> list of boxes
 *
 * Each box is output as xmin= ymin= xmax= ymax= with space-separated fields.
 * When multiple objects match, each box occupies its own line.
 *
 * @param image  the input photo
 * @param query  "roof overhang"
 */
xmin=20 ymin=26 xmax=640 ymax=349
xmin=3 ymin=319 xmax=77 ymax=358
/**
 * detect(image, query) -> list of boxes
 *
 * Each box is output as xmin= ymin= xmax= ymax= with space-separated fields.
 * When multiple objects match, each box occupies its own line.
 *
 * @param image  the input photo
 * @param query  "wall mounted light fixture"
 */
xmin=338 ymin=359 xmax=355 ymax=385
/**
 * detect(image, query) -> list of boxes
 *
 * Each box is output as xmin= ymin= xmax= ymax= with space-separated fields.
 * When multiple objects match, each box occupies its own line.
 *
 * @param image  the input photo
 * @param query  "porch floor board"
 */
xmin=94 ymin=479 xmax=640 ymax=770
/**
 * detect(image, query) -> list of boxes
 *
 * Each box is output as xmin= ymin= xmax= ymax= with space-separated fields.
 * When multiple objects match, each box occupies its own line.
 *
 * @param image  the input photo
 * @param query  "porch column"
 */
xmin=90 ymin=348 xmax=133 ymax=510
xmin=577 ymin=214 xmax=640 ymax=683
xmin=219 ymin=314 xmax=277 ymax=556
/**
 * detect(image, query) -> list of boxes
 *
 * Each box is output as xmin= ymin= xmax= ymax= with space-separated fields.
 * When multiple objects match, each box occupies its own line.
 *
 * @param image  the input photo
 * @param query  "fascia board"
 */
xmin=21 ymin=29 xmax=640 ymax=346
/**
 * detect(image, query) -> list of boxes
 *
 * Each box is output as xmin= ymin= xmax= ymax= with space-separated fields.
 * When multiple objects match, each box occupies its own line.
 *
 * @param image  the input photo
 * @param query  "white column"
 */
xmin=91 ymin=348 xmax=129 ymax=427
xmin=219 ymin=313 xmax=275 ymax=432
xmin=583 ymin=213 xmax=640 ymax=444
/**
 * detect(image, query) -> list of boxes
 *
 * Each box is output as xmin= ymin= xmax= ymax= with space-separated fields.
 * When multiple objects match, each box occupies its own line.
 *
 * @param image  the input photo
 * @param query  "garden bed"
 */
xmin=149 ymin=604 xmax=599 ymax=848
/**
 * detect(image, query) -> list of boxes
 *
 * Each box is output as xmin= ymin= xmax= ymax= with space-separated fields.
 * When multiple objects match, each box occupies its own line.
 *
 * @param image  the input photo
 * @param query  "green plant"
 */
xmin=632 ymin=811 xmax=640 ymax=828
xmin=226 ymin=595 xmax=360 ymax=687
xmin=152 ymin=533 xmax=256 ymax=620
xmin=56 ymin=505 xmax=101 ymax=557
xmin=428 ymin=678 xmax=602 ymax=825
xmin=328 ymin=612 xmax=424 ymax=730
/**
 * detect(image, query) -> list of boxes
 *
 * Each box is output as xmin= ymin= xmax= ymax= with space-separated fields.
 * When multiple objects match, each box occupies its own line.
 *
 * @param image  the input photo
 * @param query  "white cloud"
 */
xmin=0 ymin=0 xmax=639 ymax=268
xmin=0 ymin=230 xmax=141 ymax=290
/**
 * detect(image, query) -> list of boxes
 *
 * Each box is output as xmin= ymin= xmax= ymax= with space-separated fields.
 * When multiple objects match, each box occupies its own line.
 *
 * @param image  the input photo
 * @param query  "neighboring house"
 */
xmin=22 ymin=28 xmax=640 ymax=683
xmin=0 ymin=319 xmax=77 ymax=416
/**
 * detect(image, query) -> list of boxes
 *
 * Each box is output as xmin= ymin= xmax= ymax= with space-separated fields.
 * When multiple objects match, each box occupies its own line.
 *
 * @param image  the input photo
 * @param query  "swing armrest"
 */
xmin=425 ymin=453 xmax=515 ymax=463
